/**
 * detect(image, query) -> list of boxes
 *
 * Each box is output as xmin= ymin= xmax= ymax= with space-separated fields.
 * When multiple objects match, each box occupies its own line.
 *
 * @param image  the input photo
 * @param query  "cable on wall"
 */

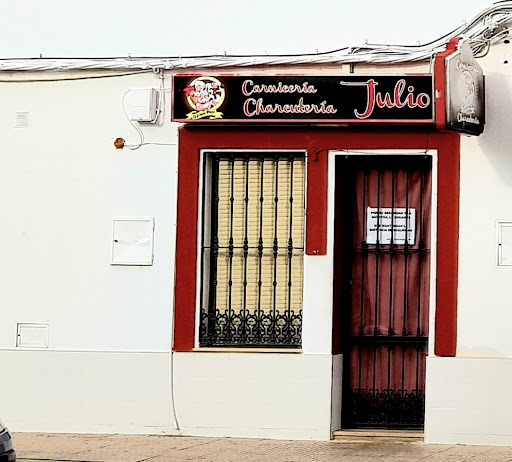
xmin=118 ymin=74 xmax=175 ymax=150
xmin=2 ymin=2 xmax=512 ymax=72
xmin=121 ymin=89 xmax=145 ymax=150
xmin=0 ymin=70 xmax=152 ymax=83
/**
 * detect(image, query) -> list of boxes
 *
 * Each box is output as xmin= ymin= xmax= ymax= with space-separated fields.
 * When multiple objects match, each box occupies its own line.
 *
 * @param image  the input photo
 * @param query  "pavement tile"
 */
xmin=13 ymin=433 xmax=512 ymax=462
xmin=13 ymin=433 xmax=114 ymax=460
xmin=66 ymin=436 xmax=223 ymax=462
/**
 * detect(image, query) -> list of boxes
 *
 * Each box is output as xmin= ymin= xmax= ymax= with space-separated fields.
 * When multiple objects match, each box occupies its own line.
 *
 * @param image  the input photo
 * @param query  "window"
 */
xmin=199 ymin=152 xmax=305 ymax=347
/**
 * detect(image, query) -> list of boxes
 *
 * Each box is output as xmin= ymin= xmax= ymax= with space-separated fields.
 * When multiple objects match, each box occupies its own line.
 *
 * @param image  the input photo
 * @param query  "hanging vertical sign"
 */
xmin=445 ymin=40 xmax=485 ymax=135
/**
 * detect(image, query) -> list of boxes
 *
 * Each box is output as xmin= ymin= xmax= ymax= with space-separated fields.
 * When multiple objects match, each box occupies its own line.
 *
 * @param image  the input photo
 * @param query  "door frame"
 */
xmin=329 ymin=149 xmax=438 ymax=432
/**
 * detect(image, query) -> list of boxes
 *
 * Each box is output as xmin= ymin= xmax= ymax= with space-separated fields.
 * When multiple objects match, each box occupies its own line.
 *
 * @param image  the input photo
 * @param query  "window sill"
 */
xmin=191 ymin=347 xmax=303 ymax=354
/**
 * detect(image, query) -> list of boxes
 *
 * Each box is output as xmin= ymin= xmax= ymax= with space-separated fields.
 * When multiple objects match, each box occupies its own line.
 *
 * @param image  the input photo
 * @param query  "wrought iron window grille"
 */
xmin=199 ymin=152 xmax=305 ymax=348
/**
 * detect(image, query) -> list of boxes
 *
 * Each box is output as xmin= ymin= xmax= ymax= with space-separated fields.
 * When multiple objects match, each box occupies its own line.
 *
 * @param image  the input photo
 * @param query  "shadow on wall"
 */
xmin=456 ymin=345 xmax=509 ymax=358
xmin=478 ymin=73 xmax=512 ymax=185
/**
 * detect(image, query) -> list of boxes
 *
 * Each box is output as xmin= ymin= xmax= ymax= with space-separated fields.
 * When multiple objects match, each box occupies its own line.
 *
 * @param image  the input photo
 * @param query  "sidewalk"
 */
xmin=13 ymin=433 xmax=512 ymax=462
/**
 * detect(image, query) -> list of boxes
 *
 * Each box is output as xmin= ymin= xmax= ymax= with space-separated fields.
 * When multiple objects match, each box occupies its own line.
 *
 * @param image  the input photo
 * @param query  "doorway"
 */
xmin=334 ymin=153 xmax=432 ymax=429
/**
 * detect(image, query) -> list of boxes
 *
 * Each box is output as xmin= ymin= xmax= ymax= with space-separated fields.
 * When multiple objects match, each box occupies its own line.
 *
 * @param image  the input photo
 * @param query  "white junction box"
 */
xmin=111 ymin=217 xmax=155 ymax=265
xmin=497 ymin=220 xmax=512 ymax=266
xmin=16 ymin=323 xmax=50 ymax=348
xmin=129 ymin=88 xmax=159 ymax=122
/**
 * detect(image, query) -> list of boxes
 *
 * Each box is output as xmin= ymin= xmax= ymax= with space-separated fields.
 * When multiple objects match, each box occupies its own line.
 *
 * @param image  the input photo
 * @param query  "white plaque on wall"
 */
xmin=366 ymin=207 xmax=416 ymax=245
xmin=111 ymin=217 xmax=155 ymax=265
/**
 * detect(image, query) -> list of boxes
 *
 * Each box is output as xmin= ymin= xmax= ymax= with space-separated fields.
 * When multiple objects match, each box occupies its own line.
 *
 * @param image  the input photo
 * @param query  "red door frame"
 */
xmin=173 ymin=127 xmax=459 ymax=356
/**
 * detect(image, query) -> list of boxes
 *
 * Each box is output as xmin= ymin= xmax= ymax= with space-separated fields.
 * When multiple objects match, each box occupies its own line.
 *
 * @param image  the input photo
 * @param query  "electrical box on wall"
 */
xmin=129 ymin=88 xmax=159 ymax=122
xmin=111 ymin=217 xmax=155 ymax=265
xmin=497 ymin=220 xmax=512 ymax=266
xmin=16 ymin=323 xmax=49 ymax=348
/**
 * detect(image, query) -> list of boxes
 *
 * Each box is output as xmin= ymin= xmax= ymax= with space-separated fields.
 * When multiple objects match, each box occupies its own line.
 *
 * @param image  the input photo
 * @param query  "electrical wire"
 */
xmin=168 ymin=286 xmax=181 ymax=432
xmin=157 ymin=71 xmax=166 ymax=126
xmin=2 ymin=3 xmax=512 ymax=72
xmin=130 ymin=142 xmax=176 ymax=147
xmin=0 ymin=70 xmax=152 ymax=83
xmin=121 ymin=90 xmax=144 ymax=150
xmin=148 ymin=69 xmax=166 ymax=126
xmin=121 ymin=76 xmax=174 ymax=149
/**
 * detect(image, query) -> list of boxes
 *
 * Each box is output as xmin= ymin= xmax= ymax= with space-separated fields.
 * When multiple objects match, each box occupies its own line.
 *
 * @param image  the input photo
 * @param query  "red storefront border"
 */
xmin=173 ymin=127 xmax=459 ymax=356
xmin=435 ymin=37 xmax=461 ymax=132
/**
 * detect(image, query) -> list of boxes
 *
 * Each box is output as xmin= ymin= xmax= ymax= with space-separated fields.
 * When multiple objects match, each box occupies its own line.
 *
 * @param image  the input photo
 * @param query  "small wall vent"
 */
xmin=16 ymin=323 xmax=49 ymax=348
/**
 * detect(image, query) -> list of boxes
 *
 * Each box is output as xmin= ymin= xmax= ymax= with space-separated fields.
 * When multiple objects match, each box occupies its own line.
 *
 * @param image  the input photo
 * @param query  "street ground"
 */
xmin=13 ymin=433 xmax=512 ymax=462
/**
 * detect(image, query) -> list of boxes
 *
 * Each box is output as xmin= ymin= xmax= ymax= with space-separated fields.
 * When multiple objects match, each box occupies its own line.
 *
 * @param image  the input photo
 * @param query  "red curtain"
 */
xmin=349 ymin=159 xmax=431 ymax=396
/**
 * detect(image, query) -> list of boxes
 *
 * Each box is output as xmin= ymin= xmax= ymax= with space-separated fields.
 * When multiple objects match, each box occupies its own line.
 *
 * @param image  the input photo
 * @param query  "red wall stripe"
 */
xmin=306 ymin=148 xmax=328 ymax=255
xmin=432 ymin=37 xmax=461 ymax=356
xmin=434 ymin=135 xmax=460 ymax=356
xmin=173 ymin=127 xmax=200 ymax=352
xmin=434 ymin=37 xmax=461 ymax=132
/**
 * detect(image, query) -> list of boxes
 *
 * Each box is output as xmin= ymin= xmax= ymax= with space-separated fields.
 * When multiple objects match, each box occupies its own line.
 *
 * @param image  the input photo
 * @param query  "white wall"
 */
xmin=458 ymin=42 xmax=512 ymax=357
xmin=5 ymin=47 xmax=512 ymax=442
xmin=0 ymin=350 xmax=174 ymax=434
xmin=425 ymin=39 xmax=512 ymax=446
xmin=425 ymin=357 xmax=512 ymax=445
xmin=173 ymin=352 xmax=333 ymax=440
xmin=457 ymin=60 xmax=512 ymax=359
xmin=0 ymin=71 xmax=179 ymax=432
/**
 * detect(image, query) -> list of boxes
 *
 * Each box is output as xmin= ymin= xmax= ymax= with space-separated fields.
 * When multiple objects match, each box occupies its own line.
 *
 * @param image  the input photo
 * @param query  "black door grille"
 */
xmin=339 ymin=155 xmax=432 ymax=429
xmin=199 ymin=152 xmax=305 ymax=347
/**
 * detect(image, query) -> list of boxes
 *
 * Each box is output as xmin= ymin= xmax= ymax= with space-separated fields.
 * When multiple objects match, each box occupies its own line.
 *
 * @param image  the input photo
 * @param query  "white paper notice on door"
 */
xmin=366 ymin=207 xmax=416 ymax=245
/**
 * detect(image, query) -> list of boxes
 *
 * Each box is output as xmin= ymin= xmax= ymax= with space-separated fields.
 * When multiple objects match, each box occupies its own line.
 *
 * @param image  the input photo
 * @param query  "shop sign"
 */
xmin=172 ymin=75 xmax=434 ymax=123
xmin=445 ymin=40 xmax=485 ymax=135
xmin=366 ymin=207 xmax=416 ymax=245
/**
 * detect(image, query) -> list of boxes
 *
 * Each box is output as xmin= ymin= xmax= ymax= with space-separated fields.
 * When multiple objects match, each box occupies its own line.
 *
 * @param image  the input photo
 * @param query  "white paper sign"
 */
xmin=366 ymin=207 xmax=415 ymax=245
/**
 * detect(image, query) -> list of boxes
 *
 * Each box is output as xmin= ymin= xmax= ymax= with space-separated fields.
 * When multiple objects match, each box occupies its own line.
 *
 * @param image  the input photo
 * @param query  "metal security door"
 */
xmin=338 ymin=154 xmax=432 ymax=429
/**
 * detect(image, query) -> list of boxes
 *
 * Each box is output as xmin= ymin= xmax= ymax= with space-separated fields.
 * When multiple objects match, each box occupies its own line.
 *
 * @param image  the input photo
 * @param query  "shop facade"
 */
xmin=1 ymin=2 xmax=512 ymax=445
xmin=161 ymin=31 xmax=512 ymax=443
xmin=171 ymin=66 xmax=461 ymax=439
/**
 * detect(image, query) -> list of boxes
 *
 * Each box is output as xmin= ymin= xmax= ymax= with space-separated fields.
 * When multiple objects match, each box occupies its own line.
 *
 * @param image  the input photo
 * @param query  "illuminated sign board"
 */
xmin=172 ymin=75 xmax=434 ymax=123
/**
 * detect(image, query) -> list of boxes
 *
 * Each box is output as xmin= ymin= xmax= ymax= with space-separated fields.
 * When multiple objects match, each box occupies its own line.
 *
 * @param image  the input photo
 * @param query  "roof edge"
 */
xmin=1 ymin=1 xmax=511 ymax=72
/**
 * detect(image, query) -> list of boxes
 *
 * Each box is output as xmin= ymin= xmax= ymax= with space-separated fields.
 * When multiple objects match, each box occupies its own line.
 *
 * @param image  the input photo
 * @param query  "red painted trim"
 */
xmin=432 ymin=39 xmax=462 ymax=356
xmin=434 ymin=134 xmax=460 ymax=357
xmin=435 ymin=37 xmax=461 ymax=131
xmin=306 ymin=148 xmax=328 ymax=255
xmin=173 ymin=127 xmax=200 ymax=352
xmin=173 ymin=128 xmax=460 ymax=356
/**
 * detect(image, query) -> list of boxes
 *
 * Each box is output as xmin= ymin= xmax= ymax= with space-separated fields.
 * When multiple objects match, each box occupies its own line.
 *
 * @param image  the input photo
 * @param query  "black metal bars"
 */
xmin=343 ymin=155 xmax=431 ymax=429
xmin=200 ymin=152 xmax=304 ymax=347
